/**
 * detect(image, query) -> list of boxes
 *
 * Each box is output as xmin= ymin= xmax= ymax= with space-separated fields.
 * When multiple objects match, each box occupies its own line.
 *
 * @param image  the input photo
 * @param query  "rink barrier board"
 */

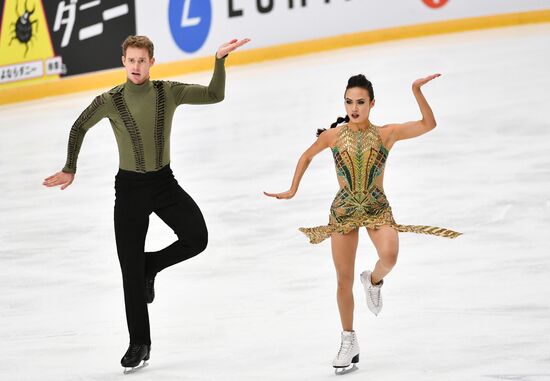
xmin=1 ymin=9 xmax=549 ymax=106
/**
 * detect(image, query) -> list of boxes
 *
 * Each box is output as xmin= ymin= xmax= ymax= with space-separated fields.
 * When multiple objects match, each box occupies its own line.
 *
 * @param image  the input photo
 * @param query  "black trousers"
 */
xmin=114 ymin=165 xmax=207 ymax=345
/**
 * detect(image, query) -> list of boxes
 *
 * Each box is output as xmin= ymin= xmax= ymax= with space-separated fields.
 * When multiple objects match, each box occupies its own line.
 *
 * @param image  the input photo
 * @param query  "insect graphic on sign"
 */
xmin=9 ymin=0 xmax=39 ymax=57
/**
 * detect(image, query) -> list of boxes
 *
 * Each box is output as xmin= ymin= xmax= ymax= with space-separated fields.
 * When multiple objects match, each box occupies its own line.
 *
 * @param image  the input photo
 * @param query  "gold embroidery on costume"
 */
xmin=299 ymin=124 xmax=461 ymax=244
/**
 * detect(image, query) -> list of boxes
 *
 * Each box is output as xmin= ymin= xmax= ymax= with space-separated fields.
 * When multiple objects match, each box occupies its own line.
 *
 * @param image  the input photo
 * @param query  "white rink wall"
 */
xmin=2 ymin=0 xmax=548 ymax=103
xmin=137 ymin=0 xmax=550 ymax=62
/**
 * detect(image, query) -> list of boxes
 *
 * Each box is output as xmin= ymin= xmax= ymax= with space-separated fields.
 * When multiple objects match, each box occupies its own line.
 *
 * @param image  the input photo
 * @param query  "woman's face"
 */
xmin=344 ymin=87 xmax=375 ymax=125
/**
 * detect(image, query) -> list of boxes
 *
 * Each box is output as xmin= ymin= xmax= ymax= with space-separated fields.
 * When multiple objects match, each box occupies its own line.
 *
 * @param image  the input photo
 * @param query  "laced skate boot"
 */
xmin=332 ymin=330 xmax=360 ymax=372
xmin=145 ymin=276 xmax=155 ymax=304
xmin=121 ymin=343 xmax=150 ymax=373
xmin=360 ymin=270 xmax=383 ymax=316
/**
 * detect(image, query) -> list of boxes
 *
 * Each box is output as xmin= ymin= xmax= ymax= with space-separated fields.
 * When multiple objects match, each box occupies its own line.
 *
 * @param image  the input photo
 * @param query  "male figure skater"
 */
xmin=43 ymin=35 xmax=249 ymax=371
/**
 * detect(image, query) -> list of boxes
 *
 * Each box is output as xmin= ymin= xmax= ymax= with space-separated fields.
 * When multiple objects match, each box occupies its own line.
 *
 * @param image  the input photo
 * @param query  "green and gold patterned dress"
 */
xmin=299 ymin=123 xmax=461 ymax=244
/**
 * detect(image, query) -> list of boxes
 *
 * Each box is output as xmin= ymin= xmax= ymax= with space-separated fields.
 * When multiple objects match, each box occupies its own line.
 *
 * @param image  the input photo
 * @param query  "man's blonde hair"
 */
xmin=122 ymin=35 xmax=154 ymax=58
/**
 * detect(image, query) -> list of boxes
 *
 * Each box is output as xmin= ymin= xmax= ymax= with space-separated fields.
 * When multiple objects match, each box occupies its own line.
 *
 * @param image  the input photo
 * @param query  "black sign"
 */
xmin=43 ymin=0 xmax=136 ymax=76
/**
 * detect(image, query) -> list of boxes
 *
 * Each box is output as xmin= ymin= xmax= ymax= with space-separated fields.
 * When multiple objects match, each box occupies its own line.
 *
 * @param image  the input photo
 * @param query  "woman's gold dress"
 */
xmin=299 ymin=124 xmax=461 ymax=244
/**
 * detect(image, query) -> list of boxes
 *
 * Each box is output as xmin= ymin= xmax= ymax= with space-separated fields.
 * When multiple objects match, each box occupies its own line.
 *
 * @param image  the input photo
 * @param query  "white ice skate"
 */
xmin=360 ymin=270 xmax=383 ymax=316
xmin=333 ymin=331 xmax=360 ymax=375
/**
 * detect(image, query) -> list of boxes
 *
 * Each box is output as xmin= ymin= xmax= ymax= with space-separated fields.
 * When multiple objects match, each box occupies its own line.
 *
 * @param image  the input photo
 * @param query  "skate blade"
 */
xmin=334 ymin=364 xmax=358 ymax=375
xmin=123 ymin=361 xmax=148 ymax=374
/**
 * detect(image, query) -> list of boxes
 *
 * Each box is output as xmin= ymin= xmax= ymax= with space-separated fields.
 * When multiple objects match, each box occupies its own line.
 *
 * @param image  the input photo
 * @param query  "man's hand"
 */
xmin=43 ymin=171 xmax=75 ymax=190
xmin=216 ymin=38 xmax=251 ymax=59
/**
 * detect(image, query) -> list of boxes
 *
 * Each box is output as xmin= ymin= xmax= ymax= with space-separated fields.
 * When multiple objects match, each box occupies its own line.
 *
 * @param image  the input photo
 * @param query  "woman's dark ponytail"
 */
xmin=317 ymin=115 xmax=350 ymax=137
xmin=316 ymin=74 xmax=374 ymax=137
xmin=331 ymin=115 xmax=350 ymax=129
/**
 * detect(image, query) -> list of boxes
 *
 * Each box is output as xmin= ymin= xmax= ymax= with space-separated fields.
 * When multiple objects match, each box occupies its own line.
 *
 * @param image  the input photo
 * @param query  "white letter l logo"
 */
xmin=181 ymin=0 xmax=201 ymax=27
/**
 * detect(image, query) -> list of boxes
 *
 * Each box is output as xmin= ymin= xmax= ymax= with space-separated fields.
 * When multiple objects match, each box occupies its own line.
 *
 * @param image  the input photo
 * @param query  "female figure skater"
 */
xmin=264 ymin=74 xmax=460 ymax=371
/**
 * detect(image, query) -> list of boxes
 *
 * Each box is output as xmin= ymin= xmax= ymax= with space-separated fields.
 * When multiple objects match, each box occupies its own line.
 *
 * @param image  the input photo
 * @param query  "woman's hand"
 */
xmin=263 ymin=189 xmax=296 ymax=200
xmin=43 ymin=171 xmax=75 ymax=190
xmin=412 ymin=73 xmax=441 ymax=91
xmin=216 ymin=38 xmax=251 ymax=59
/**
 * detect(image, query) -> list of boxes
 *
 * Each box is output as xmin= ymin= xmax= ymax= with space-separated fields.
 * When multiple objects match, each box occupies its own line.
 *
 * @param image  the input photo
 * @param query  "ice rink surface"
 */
xmin=1 ymin=23 xmax=550 ymax=380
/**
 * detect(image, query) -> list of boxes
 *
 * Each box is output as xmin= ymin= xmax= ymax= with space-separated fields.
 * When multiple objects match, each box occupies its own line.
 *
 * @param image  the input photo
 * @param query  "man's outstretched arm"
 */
xmin=43 ymin=93 xmax=110 ymax=189
xmin=171 ymin=38 xmax=250 ymax=105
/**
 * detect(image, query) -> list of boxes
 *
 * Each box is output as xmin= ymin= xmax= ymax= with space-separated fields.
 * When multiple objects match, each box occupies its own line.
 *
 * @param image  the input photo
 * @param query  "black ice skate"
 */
xmin=121 ymin=343 xmax=150 ymax=374
xmin=145 ymin=276 xmax=155 ymax=304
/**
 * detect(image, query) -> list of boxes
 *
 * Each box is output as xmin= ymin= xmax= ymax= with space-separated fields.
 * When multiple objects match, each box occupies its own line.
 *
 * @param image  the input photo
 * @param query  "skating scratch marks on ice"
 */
xmin=487 ymin=204 xmax=513 ymax=223
xmin=483 ymin=374 xmax=550 ymax=380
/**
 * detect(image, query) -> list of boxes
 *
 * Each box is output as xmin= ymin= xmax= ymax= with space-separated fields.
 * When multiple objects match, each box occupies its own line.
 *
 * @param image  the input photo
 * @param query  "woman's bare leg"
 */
xmin=367 ymin=226 xmax=399 ymax=284
xmin=331 ymin=229 xmax=359 ymax=331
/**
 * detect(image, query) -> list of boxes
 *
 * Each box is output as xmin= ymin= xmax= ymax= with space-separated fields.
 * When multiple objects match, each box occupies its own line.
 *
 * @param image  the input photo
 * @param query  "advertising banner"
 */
xmin=136 ymin=0 xmax=550 ymax=64
xmin=43 ymin=0 xmax=136 ymax=76
xmin=0 ymin=0 xmax=548 ymax=94
xmin=0 ymin=0 xmax=59 ymax=87
xmin=0 ymin=0 xmax=136 ymax=89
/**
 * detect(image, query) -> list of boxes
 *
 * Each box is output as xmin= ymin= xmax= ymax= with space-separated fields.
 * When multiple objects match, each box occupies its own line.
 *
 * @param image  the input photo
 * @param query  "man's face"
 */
xmin=122 ymin=47 xmax=155 ymax=85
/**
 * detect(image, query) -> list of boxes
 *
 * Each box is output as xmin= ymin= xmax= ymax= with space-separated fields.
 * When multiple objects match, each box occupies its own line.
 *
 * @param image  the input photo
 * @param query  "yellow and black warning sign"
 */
xmin=0 ymin=0 xmax=61 ymax=89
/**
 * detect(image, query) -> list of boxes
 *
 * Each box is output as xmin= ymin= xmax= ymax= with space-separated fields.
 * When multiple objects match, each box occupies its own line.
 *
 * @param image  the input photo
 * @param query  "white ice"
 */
xmin=1 ymin=24 xmax=550 ymax=381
